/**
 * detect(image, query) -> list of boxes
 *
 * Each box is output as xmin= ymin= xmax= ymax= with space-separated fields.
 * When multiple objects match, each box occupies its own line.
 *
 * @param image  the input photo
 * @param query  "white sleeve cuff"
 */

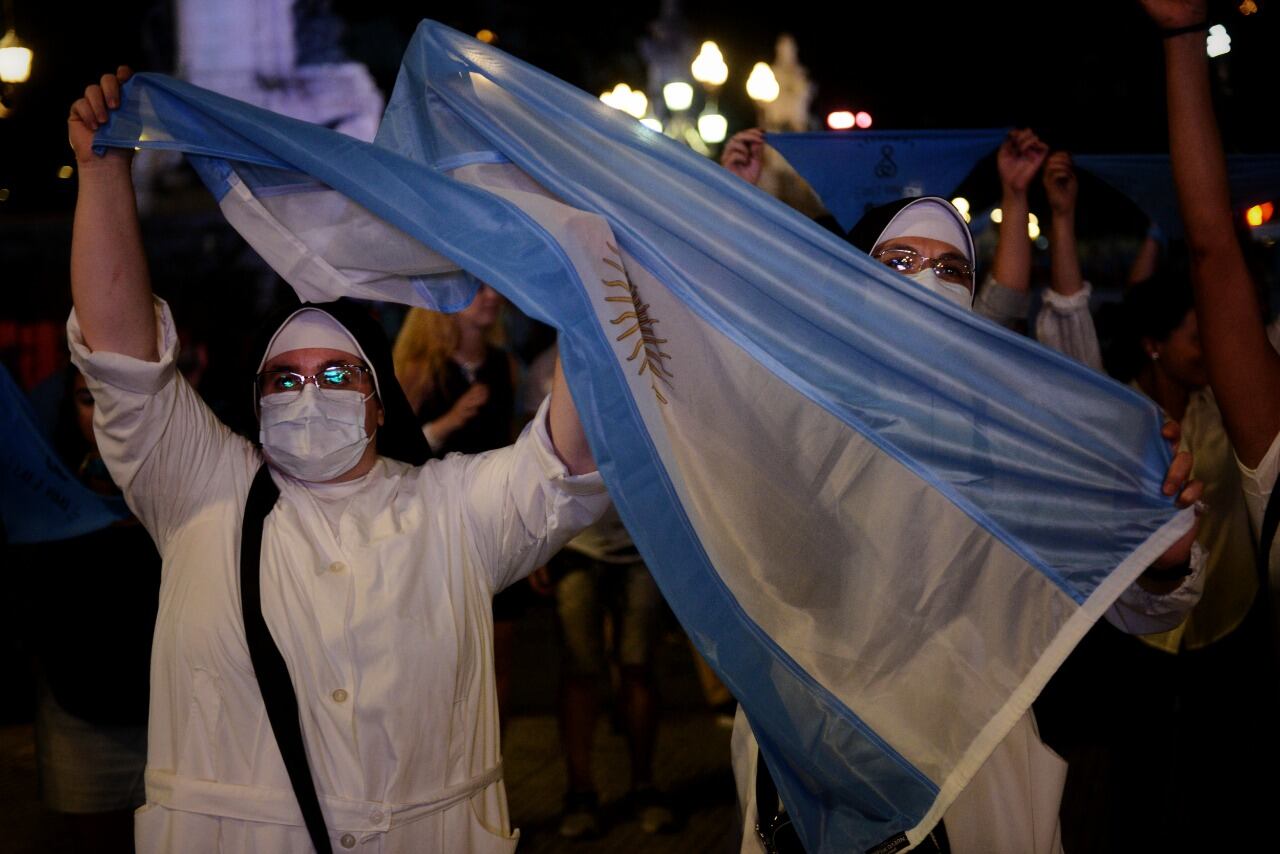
xmin=526 ymin=394 xmax=607 ymax=496
xmin=422 ymin=422 xmax=445 ymax=453
xmin=1103 ymin=540 xmax=1207 ymax=635
xmin=1039 ymin=281 xmax=1093 ymax=314
xmin=67 ymin=297 xmax=179 ymax=395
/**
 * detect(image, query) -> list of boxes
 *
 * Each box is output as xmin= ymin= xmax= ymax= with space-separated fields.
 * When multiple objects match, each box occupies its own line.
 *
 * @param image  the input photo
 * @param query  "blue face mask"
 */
xmin=907 ymin=269 xmax=973 ymax=310
xmin=259 ymin=384 xmax=373 ymax=482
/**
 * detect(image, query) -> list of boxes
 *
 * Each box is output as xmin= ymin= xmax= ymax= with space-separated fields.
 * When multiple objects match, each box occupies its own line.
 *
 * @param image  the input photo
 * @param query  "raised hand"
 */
xmin=997 ymin=128 xmax=1049 ymax=195
xmin=720 ymin=127 xmax=765 ymax=186
xmin=1042 ymin=151 xmax=1078 ymax=216
xmin=68 ymin=66 xmax=133 ymax=167
xmin=447 ymin=382 xmax=490 ymax=429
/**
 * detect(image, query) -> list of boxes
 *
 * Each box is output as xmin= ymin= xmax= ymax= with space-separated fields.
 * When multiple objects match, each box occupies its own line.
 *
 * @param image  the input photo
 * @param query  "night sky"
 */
xmin=2 ymin=0 xmax=1277 ymax=218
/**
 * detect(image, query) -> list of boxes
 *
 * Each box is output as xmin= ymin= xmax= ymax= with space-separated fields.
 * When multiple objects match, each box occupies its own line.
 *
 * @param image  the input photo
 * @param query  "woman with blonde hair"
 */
xmin=393 ymin=283 xmax=519 ymax=456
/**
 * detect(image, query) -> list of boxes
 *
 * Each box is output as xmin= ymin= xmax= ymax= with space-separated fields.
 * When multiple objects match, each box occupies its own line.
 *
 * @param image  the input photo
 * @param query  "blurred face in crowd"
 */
xmin=1149 ymin=310 xmax=1208 ymax=391
xmin=457 ymin=284 xmax=505 ymax=332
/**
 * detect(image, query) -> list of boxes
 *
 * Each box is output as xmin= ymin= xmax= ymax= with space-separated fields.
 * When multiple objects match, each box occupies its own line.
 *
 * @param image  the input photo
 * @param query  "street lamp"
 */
xmin=0 ymin=28 xmax=30 ymax=83
xmin=662 ymin=81 xmax=694 ymax=112
xmin=689 ymin=40 xmax=728 ymax=150
xmin=697 ymin=113 xmax=727 ymax=143
xmin=746 ymin=62 xmax=779 ymax=103
xmin=691 ymin=41 xmax=728 ymax=89
xmin=600 ymin=83 xmax=648 ymax=119
xmin=0 ymin=0 xmax=30 ymax=87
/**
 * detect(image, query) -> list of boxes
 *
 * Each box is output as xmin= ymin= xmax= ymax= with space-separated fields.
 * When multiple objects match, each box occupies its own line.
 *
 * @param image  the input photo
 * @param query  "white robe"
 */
xmin=68 ymin=299 xmax=610 ymax=853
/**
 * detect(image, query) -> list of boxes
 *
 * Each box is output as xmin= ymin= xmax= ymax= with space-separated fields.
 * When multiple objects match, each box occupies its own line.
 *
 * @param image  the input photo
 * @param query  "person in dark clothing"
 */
xmin=18 ymin=368 xmax=162 ymax=854
xmin=393 ymin=283 xmax=517 ymax=457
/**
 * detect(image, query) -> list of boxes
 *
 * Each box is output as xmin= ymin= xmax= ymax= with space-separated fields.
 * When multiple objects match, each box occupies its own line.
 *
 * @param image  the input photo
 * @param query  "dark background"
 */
xmin=2 ymin=0 xmax=1277 ymax=218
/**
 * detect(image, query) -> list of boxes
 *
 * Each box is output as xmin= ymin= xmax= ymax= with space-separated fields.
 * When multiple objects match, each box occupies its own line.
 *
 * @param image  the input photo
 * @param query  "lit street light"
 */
xmin=663 ymin=81 xmax=694 ymax=112
xmin=691 ymin=41 xmax=728 ymax=88
xmin=600 ymin=83 xmax=648 ymax=119
xmin=746 ymin=62 xmax=779 ymax=103
xmin=697 ymin=112 xmax=728 ymax=143
xmin=0 ymin=27 xmax=32 ymax=84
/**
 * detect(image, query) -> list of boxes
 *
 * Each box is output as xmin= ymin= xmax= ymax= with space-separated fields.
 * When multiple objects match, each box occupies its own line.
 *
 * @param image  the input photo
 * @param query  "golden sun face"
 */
xmin=601 ymin=241 xmax=674 ymax=405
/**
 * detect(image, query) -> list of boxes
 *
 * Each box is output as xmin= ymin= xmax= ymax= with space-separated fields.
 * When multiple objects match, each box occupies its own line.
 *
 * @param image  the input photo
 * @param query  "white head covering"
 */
xmin=874 ymin=196 xmax=975 ymax=270
xmin=257 ymin=307 xmax=381 ymax=397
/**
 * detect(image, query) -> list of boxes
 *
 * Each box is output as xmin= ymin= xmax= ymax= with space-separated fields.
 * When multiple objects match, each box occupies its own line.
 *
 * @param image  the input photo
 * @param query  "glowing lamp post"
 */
xmin=662 ymin=81 xmax=694 ymax=112
xmin=689 ymin=40 xmax=728 ymax=150
xmin=599 ymin=83 xmax=648 ymax=119
xmin=0 ymin=27 xmax=32 ymax=85
xmin=691 ymin=41 xmax=728 ymax=89
xmin=746 ymin=62 xmax=779 ymax=104
xmin=697 ymin=112 xmax=728 ymax=143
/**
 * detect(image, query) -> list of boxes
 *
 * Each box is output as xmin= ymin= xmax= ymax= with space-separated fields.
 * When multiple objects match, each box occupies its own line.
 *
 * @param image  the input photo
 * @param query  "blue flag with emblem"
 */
xmin=767 ymin=130 xmax=1007 ymax=232
xmin=91 ymin=21 xmax=1192 ymax=852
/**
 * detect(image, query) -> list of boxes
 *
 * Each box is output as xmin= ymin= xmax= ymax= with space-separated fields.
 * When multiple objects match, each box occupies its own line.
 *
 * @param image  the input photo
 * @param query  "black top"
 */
xmin=23 ymin=519 xmax=161 ymax=725
xmin=416 ymin=346 xmax=516 ymax=456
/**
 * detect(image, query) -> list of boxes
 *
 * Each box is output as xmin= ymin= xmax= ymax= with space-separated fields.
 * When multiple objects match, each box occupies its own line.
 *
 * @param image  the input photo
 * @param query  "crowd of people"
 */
xmin=4 ymin=1 xmax=1278 ymax=852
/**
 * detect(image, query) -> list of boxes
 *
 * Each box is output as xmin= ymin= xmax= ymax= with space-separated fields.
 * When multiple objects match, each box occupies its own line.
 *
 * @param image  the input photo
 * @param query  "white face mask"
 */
xmin=907 ymin=269 xmax=973 ymax=310
xmin=259 ymin=385 xmax=374 ymax=482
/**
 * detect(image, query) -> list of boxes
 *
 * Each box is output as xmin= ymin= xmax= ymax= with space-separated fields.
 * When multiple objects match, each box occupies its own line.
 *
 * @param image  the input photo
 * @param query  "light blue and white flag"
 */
xmin=1 ymin=365 xmax=128 ymax=544
xmin=93 ymin=22 xmax=1192 ymax=852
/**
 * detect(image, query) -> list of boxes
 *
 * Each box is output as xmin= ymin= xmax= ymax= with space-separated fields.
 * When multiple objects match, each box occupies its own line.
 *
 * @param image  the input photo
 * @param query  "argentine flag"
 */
xmin=92 ymin=21 xmax=1192 ymax=852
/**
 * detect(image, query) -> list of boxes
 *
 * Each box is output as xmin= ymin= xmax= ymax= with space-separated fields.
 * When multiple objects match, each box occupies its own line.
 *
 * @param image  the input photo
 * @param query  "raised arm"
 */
xmin=990 ymin=128 xmax=1049 ymax=293
xmin=1033 ymin=150 xmax=1104 ymax=369
xmin=68 ymin=67 xmax=157 ymax=361
xmin=1141 ymin=0 xmax=1280 ymax=465
xmin=548 ymin=356 xmax=596 ymax=475
xmin=1043 ymin=152 xmax=1084 ymax=297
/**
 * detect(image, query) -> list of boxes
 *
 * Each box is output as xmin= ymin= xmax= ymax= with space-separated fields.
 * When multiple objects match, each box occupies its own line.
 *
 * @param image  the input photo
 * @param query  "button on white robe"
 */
xmin=68 ymin=300 xmax=610 ymax=853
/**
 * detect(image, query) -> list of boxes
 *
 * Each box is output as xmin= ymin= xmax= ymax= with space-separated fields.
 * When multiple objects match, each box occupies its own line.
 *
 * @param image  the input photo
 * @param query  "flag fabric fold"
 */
xmin=1 ymin=365 xmax=128 ymax=544
xmin=1074 ymin=153 xmax=1280 ymax=238
xmin=92 ymin=22 xmax=1192 ymax=852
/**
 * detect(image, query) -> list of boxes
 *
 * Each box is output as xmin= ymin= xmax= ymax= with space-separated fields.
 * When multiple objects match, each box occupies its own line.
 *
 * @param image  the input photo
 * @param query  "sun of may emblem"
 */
xmin=600 ymin=242 xmax=674 ymax=404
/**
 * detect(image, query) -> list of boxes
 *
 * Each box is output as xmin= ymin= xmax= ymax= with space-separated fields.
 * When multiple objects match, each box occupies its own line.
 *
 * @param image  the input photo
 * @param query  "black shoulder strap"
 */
xmin=240 ymin=463 xmax=333 ymax=854
xmin=754 ymin=744 xmax=800 ymax=853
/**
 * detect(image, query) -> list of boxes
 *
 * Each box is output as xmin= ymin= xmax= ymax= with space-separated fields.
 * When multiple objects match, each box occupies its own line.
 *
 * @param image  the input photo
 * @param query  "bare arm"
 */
xmin=68 ymin=67 xmax=157 ymax=361
xmin=991 ymin=128 xmax=1049 ymax=292
xmin=1143 ymin=0 xmax=1280 ymax=465
xmin=547 ymin=356 xmax=595 ymax=475
xmin=1043 ymin=152 xmax=1084 ymax=297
